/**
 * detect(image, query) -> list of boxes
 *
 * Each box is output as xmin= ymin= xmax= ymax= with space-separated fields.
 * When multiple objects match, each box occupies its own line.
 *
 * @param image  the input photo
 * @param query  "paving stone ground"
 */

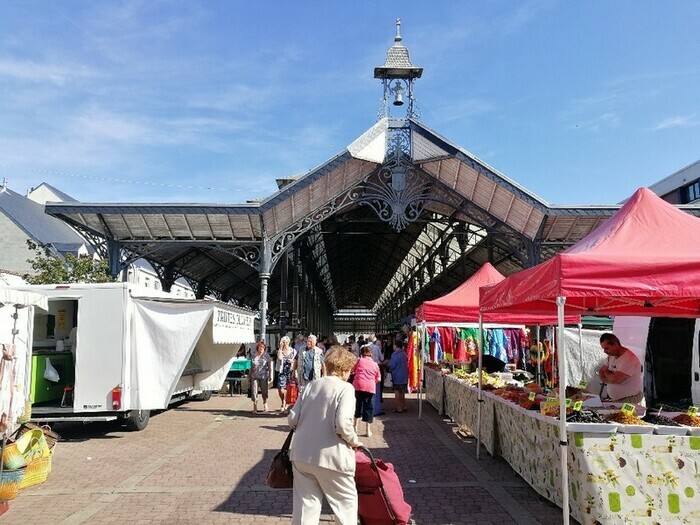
xmin=4 ymin=392 xmax=569 ymax=524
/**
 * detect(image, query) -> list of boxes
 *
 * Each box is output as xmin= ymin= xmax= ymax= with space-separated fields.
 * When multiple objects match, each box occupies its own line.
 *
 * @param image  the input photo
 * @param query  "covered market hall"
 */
xmin=43 ymin=22 xmax=700 ymax=341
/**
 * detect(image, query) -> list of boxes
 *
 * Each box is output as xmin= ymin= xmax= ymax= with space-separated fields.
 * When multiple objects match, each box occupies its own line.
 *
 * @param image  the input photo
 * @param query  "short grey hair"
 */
xmin=308 ymin=334 xmax=317 ymax=343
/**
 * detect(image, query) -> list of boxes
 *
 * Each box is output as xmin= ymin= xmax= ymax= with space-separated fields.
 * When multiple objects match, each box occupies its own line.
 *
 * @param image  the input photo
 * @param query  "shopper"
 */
xmin=250 ymin=340 xmax=271 ymax=413
xmin=352 ymin=346 xmax=380 ymax=437
xmin=276 ymin=335 xmax=296 ymax=413
xmin=388 ymin=340 xmax=408 ymax=413
xmin=294 ymin=334 xmax=325 ymax=390
xmin=288 ymin=347 xmax=362 ymax=525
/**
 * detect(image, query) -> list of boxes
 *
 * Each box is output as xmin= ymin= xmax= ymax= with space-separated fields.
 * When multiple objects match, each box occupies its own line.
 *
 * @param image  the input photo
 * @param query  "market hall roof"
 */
xmin=42 ymin=115 xmax=693 ymax=316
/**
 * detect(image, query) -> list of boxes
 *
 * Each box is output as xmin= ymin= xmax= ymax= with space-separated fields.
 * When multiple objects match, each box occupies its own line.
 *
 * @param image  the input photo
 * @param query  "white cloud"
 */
xmin=654 ymin=114 xmax=700 ymax=130
xmin=0 ymin=58 xmax=97 ymax=86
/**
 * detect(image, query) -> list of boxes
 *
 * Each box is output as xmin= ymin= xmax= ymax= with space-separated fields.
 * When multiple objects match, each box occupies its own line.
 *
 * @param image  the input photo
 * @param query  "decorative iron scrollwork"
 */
xmin=360 ymin=166 xmax=430 ymax=232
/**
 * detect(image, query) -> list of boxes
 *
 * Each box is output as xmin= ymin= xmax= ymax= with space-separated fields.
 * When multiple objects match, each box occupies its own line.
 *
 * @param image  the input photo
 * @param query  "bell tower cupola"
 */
xmin=374 ymin=19 xmax=423 ymax=119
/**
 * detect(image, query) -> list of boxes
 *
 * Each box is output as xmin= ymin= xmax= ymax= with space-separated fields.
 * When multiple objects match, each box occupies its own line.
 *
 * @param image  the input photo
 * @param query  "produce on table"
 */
xmin=672 ymin=414 xmax=700 ymax=427
xmin=566 ymin=410 xmax=607 ymax=423
xmin=642 ymin=414 xmax=682 ymax=427
xmin=604 ymin=411 xmax=648 ymax=425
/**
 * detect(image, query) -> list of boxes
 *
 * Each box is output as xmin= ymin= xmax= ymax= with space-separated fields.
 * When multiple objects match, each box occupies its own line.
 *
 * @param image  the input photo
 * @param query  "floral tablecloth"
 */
xmin=424 ymin=367 xmax=445 ymax=415
xmin=437 ymin=376 xmax=700 ymax=523
xmin=442 ymin=375 xmax=497 ymax=455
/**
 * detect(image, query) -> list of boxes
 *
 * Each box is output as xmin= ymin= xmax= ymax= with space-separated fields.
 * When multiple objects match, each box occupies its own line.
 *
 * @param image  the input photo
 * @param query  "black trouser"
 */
xmin=354 ymin=391 xmax=375 ymax=423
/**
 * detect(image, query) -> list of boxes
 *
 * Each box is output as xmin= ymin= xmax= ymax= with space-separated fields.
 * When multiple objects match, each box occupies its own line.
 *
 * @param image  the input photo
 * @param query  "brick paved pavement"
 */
xmin=4 ymin=392 xmax=568 ymax=524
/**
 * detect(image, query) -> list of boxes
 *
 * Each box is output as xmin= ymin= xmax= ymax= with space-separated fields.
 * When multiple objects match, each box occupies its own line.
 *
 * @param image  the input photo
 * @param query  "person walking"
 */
xmin=250 ymin=340 xmax=271 ymax=413
xmin=294 ymin=334 xmax=325 ymax=390
xmin=388 ymin=339 xmax=409 ymax=413
xmin=276 ymin=335 xmax=296 ymax=414
xmin=352 ymin=346 xmax=380 ymax=437
xmin=368 ymin=335 xmax=385 ymax=416
xmin=288 ymin=347 xmax=362 ymax=525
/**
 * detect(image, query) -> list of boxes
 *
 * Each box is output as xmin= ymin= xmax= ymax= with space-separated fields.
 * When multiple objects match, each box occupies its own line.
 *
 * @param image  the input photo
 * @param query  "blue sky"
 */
xmin=1 ymin=1 xmax=698 ymax=205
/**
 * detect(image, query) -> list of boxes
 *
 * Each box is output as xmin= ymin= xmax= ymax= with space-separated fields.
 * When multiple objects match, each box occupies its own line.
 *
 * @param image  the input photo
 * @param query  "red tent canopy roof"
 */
xmin=480 ymin=187 xmax=700 ymax=318
xmin=416 ymin=262 xmax=577 ymax=324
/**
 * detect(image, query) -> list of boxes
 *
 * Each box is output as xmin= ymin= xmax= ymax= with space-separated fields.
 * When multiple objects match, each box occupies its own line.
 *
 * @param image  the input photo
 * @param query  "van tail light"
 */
xmin=112 ymin=386 xmax=122 ymax=410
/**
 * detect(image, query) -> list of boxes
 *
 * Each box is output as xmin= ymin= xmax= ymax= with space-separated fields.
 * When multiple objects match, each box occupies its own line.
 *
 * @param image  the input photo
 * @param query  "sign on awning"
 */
xmin=212 ymin=307 xmax=255 ymax=344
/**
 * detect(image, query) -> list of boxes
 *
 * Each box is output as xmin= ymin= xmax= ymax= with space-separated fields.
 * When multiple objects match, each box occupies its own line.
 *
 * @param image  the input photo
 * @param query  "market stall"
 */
xmin=0 ymin=288 xmax=50 ymax=511
xmin=415 ymin=262 xmax=577 ymax=458
xmin=480 ymin=187 xmax=700 ymax=524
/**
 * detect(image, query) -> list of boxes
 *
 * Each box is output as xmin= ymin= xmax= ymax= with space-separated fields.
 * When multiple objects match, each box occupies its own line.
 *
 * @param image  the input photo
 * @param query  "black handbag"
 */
xmin=266 ymin=429 xmax=294 ymax=488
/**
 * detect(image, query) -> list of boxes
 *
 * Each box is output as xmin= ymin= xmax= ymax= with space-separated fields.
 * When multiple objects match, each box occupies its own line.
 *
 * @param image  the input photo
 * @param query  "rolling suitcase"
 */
xmin=355 ymin=446 xmax=412 ymax=525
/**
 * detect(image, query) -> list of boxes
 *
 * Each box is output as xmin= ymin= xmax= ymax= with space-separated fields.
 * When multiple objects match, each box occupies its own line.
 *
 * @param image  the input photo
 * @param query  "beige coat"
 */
xmin=287 ymin=375 xmax=361 ymax=474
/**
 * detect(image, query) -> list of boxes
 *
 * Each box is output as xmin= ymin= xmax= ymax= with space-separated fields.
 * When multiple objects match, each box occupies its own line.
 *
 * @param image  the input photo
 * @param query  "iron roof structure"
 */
xmin=43 ymin=22 xmax=700 ymax=338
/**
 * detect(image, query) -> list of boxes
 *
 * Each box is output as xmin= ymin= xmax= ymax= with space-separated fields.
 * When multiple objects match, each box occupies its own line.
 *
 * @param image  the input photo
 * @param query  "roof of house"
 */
xmin=0 ymin=186 xmax=85 ymax=253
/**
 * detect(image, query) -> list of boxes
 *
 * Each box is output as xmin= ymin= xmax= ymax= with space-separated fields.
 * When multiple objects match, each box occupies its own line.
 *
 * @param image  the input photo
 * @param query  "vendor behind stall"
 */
xmin=598 ymin=332 xmax=645 ymax=405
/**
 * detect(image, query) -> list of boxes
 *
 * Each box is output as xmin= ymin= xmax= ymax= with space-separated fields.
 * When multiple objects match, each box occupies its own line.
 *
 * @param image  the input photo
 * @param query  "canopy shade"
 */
xmin=416 ymin=262 xmax=578 ymax=324
xmin=480 ymin=187 xmax=700 ymax=318
xmin=0 ymin=287 xmax=48 ymax=311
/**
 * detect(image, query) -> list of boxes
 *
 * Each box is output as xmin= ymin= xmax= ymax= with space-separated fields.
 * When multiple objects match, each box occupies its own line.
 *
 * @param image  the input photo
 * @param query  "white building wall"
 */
xmin=0 ymin=213 xmax=35 ymax=275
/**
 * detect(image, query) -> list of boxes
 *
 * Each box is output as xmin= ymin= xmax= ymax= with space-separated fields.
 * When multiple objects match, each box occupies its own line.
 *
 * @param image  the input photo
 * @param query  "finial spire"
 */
xmin=395 ymin=18 xmax=402 ymax=42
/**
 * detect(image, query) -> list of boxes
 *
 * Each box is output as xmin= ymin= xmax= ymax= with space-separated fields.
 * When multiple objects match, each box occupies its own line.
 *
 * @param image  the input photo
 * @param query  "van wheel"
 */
xmin=125 ymin=409 xmax=150 ymax=431
xmin=194 ymin=390 xmax=213 ymax=401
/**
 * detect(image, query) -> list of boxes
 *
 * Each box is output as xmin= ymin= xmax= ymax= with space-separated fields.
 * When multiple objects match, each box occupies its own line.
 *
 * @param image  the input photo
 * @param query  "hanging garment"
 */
xmin=407 ymin=331 xmax=420 ymax=391
xmin=457 ymin=328 xmax=480 ymax=362
xmin=486 ymin=329 xmax=508 ymax=364
xmin=437 ymin=327 xmax=455 ymax=361
xmin=428 ymin=328 xmax=443 ymax=362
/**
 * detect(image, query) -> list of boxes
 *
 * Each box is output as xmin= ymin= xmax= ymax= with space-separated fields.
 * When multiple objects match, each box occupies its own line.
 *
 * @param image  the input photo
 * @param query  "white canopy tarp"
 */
xmin=0 ymin=287 xmax=48 ymax=311
xmin=130 ymin=300 xmax=214 ymax=409
xmin=129 ymin=300 xmax=256 ymax=409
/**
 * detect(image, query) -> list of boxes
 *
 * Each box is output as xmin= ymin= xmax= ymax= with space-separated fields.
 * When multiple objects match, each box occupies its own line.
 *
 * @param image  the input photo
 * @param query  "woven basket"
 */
xmin=0 ymin=467 xmax=26 ymax=502
xmin=19 ymin=448 xmax=53 ymax=489
xmin=16 ymin=424 xmax=60 ymax=450
xmin=2 ymin=429 xmax=49 ymax=470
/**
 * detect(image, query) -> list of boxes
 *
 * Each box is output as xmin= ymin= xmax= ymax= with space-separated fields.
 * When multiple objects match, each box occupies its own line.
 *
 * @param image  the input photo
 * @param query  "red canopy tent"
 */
xmin=479 ymin=187 xmax=700 ymax=525
xmin=480 ymin=187 xmax=700 ymax=318
xmin=415 ymin=262 xmax=577 ymax=324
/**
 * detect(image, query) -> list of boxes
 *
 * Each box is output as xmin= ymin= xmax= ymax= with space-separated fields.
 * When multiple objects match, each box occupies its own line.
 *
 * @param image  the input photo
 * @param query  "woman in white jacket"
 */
xmin=287 ymin=347 xmax=363 ymax=525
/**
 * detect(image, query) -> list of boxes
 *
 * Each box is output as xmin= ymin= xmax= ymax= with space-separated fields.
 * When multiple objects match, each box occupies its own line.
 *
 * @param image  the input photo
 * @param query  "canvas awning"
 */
xmin=480 ymin=188 xmax=700 ymax=318
xmin=415 ymin=262 xmax=578 ymax=324
xmin=0 ymin=287 xmax=48 ymax=311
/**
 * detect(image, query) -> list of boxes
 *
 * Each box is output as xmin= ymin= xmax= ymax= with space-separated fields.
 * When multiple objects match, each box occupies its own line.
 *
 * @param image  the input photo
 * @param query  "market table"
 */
xmin=432 ymin=374 xmax=700 ymax=523
xmin=443 ymin=374 xmax=497 ymax=455
xmin=226 ymin=359 xmax=251 ymax=395
xmin=423 ymin=367 xmax=446 ymax=415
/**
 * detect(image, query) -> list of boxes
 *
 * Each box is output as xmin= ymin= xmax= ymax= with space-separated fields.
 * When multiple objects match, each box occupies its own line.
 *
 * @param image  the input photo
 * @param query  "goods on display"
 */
xmin=673 ymin=414 xmax=700 ymax=427
xmin=604 ymin=411 xmax=649 ymax=426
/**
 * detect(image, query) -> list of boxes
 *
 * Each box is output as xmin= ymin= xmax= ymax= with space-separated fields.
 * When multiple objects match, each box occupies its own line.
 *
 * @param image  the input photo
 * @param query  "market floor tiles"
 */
xmin=4 ymin=393 xmax=570 ymax=524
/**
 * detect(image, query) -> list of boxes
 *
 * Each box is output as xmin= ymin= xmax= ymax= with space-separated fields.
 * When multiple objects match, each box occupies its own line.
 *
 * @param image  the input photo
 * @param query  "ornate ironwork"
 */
xmin=268 ymin=183 xmax=365 ymax=267
xmin=212 ymin=244 xmax=262 ymax=271
xmin=359 ymin=126 xmax=430 ymax=232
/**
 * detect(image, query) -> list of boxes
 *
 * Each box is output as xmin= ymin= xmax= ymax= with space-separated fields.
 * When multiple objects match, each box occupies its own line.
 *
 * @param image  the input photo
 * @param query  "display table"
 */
xmin=423 ymin=367 xmax=445 ymax=415
xmin=432 ymin=374 xmax=700 ymax=523
xmin=226 ymin=359 xmax=251 ymax=395
xmin=443 ymin=375 xmax=497 ymax=454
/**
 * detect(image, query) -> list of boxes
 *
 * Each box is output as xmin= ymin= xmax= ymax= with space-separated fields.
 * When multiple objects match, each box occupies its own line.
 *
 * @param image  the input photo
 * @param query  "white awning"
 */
xmin=0 ymin=287 xmax=48 ymax=311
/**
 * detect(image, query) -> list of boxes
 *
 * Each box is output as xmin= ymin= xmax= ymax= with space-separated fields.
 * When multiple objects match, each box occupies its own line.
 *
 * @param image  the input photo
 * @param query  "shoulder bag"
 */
xmin=266 ymin=429 xmax=294 ymax=488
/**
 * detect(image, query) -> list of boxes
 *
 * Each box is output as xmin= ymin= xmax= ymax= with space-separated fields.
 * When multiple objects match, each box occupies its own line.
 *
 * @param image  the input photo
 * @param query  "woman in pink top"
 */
xmin=352 ymin=346 xmax=381 ymax=437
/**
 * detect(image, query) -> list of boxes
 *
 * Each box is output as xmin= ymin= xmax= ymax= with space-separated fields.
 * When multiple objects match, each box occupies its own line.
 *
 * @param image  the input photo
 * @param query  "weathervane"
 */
xmin=374 ymin=18 xmax=423 ymax=120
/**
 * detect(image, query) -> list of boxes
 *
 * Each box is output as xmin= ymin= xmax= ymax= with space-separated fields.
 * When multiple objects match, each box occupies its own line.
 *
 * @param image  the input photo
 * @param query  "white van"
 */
xmin=18 ymin=282 xmax=255 ymax=430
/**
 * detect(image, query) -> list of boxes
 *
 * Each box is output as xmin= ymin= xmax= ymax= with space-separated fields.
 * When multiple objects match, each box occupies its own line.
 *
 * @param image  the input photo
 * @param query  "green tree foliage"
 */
xmin=23 ymin=240 xmax=115 ymax=284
